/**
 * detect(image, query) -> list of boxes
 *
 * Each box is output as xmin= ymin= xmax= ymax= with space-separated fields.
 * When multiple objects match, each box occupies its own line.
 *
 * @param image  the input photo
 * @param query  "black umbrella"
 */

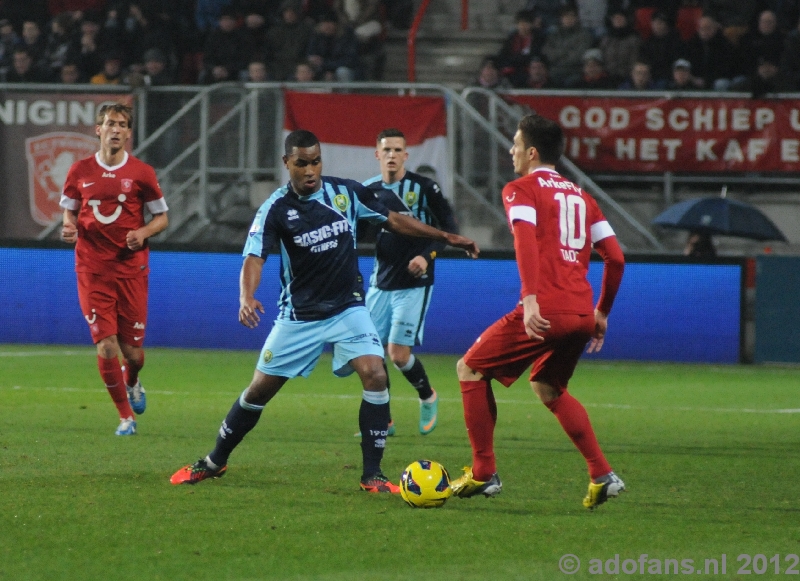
xmin=652 ymin=194 xmax=786 ymax=242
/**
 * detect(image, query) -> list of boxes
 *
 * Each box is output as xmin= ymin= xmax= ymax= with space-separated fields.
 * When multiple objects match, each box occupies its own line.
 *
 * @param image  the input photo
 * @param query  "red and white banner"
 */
xmin=283 ymin=91 xmax=449 ymax=195
xmin=509 ymin=95 xmax=800 ymax=173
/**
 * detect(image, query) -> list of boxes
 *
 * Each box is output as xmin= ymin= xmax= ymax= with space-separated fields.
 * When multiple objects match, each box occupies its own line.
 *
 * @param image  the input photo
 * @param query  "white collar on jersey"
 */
xmin=94 ymin=150 xmax=129 ymax=171
xmin=530 ymin=166 xmax=559 ymax=177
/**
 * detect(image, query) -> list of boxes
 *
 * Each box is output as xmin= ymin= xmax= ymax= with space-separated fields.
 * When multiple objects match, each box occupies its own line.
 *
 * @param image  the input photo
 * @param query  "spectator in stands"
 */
xmin=5 ymin=47 xmax=47 ymax=82
xmin=730 ymin=56 xmax=791 ymax=97
xmin=618 ymin=60 xmax=658 ymax=90
xmin=524 ymin=0 xmax=567 ymax=34
xmin=780 ymin=15 xmax=800 ymax=90
xmin=0 ymin=19 xmax=22 ymax=77
xmin=140 ymin=46 xmax=179 ymax=167
xmin=738 ymin=10 xmax=785 ymax=79
xmin=43 ymin=12 xmax=76 ymax=81
xmin=241 ymin=8 xmax=269 ymax=61
xmin=575 ymin=0 xmax=608 ymax=39
xmin=196 ymin=0 xmax=235 ymax=36
xmin=541 ymin=5 xmax=594 ymax=88
xmin=307 ymin=12 xmax=361 ymax=82
xmin=599 ymin=7 xmax=641 ymax=86
xmin=20 ymin=20 xmax=48 ymax=74
xmin=472 ymin=56 xmax=513 ymax=90
xmin=573 ymin=47 xmax=616 ymax=89
xmin=90 ymin=51 xmax=126 ymax=84
xmin=684 ymin=231 xmax=716 ymax=258
xmin=701 ymin=0 xmax=758 ymax=47
xmin=76 ymin=12 xmax=105 ymax=80
xmin=59 ymin=60 xmax=83 ymax=83
xmin=233 ymin=0 xmax=281 ymax=24
xmin=130 ymin=4 xmax=179 ymax=69
xmin=770 ymin=0 xmax=800 ymax=34
xmin=243 ymin=56 xmax=269 ymax=81
xmin=266 ymin=0 xmax=313 ymax=81
xmin=667 ymin=58 xmax=702 ymax=90
xmin=141 ymin=47 xmax=174 ymax=85
xmin=497 ymin=10 xmax=545 ymax=88
xmin=334 ymin=0 xmax=381 ymax=44
xmin=201 ymin=7 xmax=248 ymax=82
xmin=291 ymin=59 xmax=317 ymax=81
xmin=522 ymin=54 xmax=553 ymax=89
xmin=334 ymin=0 xmax=385 ymax=80
xmin=685 ymin=14 xmax=739 ymax=91
xmin=638 ymin=10 xmax=686 ymax=88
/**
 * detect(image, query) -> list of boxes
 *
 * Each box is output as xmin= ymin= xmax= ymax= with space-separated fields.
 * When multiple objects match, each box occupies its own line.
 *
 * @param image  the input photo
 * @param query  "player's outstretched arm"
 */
xmin=239 ymin=255 xmax=266 ymax=328
xmin=61 ymin=209 xmax=78 ymax=244
xmin=384 ymin=211 xmax=479 ymax=257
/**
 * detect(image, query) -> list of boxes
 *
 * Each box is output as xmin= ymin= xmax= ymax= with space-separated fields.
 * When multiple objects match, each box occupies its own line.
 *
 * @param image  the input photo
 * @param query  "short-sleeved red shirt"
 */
xmin=60 ymin=152 xmax=167 ymax=277
xmin=502 ymin=167 xmax=615 ymax=316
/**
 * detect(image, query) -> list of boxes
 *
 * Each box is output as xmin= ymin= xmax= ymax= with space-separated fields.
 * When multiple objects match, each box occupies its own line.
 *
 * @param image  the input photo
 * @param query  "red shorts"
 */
xmin=463 ymin=305 xmax=594 ymax=392
xmin=77 ymin=271 xmax=148 ymax=347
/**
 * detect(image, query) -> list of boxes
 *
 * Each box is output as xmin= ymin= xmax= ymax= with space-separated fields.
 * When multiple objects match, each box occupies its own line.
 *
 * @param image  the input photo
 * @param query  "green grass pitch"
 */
xmin=1 ymin=344 xmax=799 ymax=580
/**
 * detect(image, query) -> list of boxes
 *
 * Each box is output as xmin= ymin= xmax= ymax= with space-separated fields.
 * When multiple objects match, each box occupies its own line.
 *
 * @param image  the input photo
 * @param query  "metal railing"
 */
xmin=123 ymin=82 xmax=520 ymax=247
xmin=461 ymin=87 xmax=665 ymax=250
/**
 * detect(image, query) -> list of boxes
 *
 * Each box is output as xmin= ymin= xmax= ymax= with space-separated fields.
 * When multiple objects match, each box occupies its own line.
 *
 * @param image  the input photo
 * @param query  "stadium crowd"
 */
xmin=479 ymin=0 xmax=800 ymax=95
xmin=0 ymin=0 xmax=798 ymax=93
xmin=0 ymin=0 xmax=413 ymax=84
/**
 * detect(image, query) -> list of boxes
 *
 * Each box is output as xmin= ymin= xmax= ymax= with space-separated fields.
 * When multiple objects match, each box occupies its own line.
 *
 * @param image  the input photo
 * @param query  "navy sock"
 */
xmin=359 ymin=389 xmax=390 ymax=479
xmin=208 ymin=391 xmax=264 ymax=467
xmin=398 ymin=355 xmax=433 ymax=400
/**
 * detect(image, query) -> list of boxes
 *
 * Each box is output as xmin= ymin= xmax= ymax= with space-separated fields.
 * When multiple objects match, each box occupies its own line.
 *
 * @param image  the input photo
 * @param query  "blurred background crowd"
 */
xmin=0 ymin=0 xmax=798 ymax=96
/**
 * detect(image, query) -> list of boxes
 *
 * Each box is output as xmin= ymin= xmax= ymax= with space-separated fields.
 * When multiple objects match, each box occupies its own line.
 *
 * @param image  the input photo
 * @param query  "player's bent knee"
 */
xmin=456 ymin=357 xmax=482 ymax=382
xmin=531 ymin=381 xmax=559 ymax=404
xmin=96 ymin=336 xmax=119 ymax=359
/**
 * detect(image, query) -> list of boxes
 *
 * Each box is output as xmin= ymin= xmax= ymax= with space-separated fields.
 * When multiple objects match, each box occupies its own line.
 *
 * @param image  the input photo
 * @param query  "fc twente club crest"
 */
xmin=26 ymin=132 xmax=97 ymax=225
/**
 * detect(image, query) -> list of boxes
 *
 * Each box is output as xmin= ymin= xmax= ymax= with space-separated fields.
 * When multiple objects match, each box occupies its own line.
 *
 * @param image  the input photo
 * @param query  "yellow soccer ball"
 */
xmin=399 ymin=460 xmax=452 ymax=508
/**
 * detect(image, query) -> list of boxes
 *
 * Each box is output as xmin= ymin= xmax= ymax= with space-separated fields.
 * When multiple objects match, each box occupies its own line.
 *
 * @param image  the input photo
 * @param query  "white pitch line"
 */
xmin=1 ymin=384 xmax=799 ymax=414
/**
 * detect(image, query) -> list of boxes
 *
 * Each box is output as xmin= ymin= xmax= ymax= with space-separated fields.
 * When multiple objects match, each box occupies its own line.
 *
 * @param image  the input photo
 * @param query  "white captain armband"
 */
xmin=147 ymin=198 xmax=169 ymax=214
xmin=508 ymin=205 xmax=537 ymax=225
xmin=591 ymin=220 xmax=615 ymax=242
xmin=59 ymin=194 xmax=79 ymax=211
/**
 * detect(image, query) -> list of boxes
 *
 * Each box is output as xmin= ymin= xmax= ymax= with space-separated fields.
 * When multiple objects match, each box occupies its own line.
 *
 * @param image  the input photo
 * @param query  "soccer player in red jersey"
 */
xmin=450 ymin=114 xmax=626 ymax=509
xmin=59 ymin=102 xmax=169 ymax=436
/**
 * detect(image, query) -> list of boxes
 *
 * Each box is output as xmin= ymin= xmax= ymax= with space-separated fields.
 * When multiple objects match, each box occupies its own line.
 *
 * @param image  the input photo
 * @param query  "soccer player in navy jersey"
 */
xmin=449 ymin=114 xmax=626 ymax=509
xmin=361 ymin=128 xmax=457 ymax=436
xmin=171 ymin=130 xmax=479 ymax=493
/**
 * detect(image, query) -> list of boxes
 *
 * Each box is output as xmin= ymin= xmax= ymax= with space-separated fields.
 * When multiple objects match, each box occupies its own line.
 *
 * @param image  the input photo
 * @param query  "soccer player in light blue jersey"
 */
xmin=361 ymin=128 xmax=458 ymax=436
xmin=171 ymin=130 xmax=479 ymax=493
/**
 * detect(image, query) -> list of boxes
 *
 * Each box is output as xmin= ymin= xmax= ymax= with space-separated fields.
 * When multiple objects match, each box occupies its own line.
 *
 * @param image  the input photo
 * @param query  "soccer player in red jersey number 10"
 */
xmin=60 ymin=102 xmax=169 ymax=436
xmin=449 ymin=114 xmax=626 ymax=510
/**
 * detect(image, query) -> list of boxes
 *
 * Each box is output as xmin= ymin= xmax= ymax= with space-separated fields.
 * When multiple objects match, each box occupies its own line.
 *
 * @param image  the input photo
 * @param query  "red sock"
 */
xmin=98 ymin=356 xmax=134 ymax=419
xmin=123 ymin=352 xmax=144 ymax=387
xmin=460 ymin=379 xmax=498 ymax=480
xmin=545 ymin=391 xmax=612 ymax=480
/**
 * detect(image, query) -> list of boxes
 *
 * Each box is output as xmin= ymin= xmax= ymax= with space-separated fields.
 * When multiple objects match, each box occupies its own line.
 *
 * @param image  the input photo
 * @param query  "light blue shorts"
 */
xmin=256 ymin=306 xmax=384 ymax=378
xmin=365 ymin=286 xmax=433 ymax=347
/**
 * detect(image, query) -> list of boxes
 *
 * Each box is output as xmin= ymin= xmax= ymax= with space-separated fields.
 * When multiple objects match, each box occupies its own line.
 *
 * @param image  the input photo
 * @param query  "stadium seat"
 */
xmin=179 ymin=52 xmax=204 ymax=85
xmin=635 ymin=7 xmax=656 ymax=40
xmin=676 ymin=7 xmax=702 ymax=41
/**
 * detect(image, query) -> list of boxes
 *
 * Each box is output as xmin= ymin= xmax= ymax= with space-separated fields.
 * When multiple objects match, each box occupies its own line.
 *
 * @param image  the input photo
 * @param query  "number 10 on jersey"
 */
xmin=555 ymin=192 xmax=587 ymax=262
